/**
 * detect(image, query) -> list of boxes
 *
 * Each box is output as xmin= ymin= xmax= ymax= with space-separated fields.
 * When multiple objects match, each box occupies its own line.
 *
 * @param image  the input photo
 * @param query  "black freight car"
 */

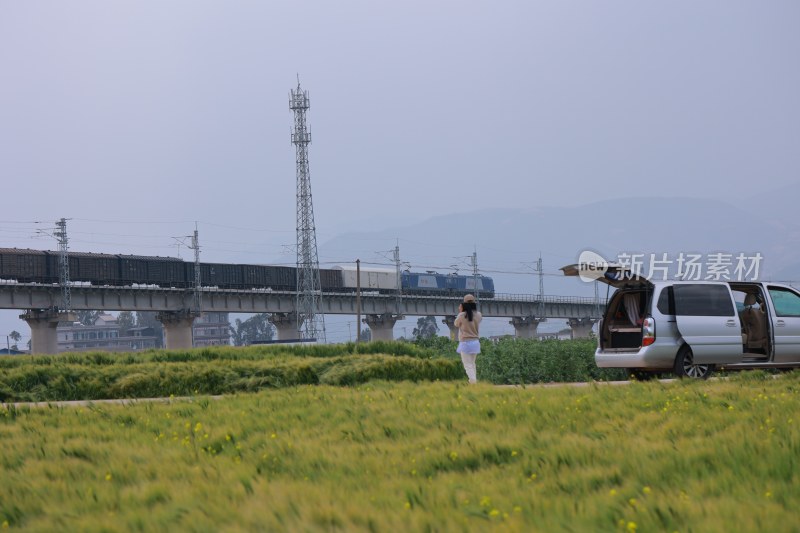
xmin=271 ymin=265 xmax=297 ymax=291
xmin=119 ymin=255 xmax=153 ymax=285
xmin=239 ymin=264 xmax=294 ymax=291
xmin=118 ymin=255 xmax=186 ymax=287
xmin=197 ymin=262 xmax=244 ymax=289
xmin=0 ymin=248 xmax=352 ymax=294
xmin=153 ymin=256 xmax=188 ymax=288
xmin=0 ymin=248 xmax=53 ymax=283
xmin=241 ymin=264 xmax=267 ymax=289
xmin=320 ymin=268 xmax=344 ymax=292
xmin=64 ymin=252 xmax=120 ymax=285
xmin=246 ymin=265 xmax=297 ymax=291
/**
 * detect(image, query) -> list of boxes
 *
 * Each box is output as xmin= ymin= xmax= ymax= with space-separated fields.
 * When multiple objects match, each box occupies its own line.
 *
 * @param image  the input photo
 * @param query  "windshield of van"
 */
xmin=768 ymin=287 xmax=800 ymax=317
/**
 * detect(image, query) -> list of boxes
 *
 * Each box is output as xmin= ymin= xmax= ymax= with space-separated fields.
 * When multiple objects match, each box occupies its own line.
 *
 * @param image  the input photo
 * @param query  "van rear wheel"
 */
xmin=673 ymin=346 xmax=714 ymax=379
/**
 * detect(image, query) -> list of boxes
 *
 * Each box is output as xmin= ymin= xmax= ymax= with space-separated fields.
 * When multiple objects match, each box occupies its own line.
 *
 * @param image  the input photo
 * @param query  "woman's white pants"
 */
xmin=460 ymin=352 xmax=477 ymax=384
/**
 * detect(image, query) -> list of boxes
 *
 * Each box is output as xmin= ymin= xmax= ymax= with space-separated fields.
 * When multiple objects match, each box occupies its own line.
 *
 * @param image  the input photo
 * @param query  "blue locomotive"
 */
xmin=401 ymin=271 xmax=495 ymax=298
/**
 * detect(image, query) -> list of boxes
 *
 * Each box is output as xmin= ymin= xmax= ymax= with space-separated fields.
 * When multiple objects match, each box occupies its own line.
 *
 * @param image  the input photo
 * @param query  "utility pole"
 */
xmin=523 ymin=253 xmax=547 ymax=319
xmin=356 ymin=259 xmax=361 ymax=343
xmin=536 ymin=252 xmax=545 ymax=319
xmin=54 ymin=218 xmax=71 ymax=312
xmin=394 ymin=242 xmax=402 ymax=316
xmin=290 ymin=77 xmax=326 ymax=342
xmin=470 ymin=249 xmax=479 ymax=302
xmin=188 ymin=223 xmax=202 ymax=313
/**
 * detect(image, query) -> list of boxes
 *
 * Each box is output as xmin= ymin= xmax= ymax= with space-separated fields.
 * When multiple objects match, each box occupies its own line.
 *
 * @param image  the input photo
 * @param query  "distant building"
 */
xmin=55 ymin=311 xmax=231 ymax=352
xmin=537 ymin=329 xmax=573 ymax=341
xmin=58 ymin=313 xmax=159 ymax=352
xmin=488 ymin=329 xmax=574 ymax=342
xmin=488 ymin=334 xmax=515 ymax=343
xmin=193 ymin=312 xmax=231 ymax=347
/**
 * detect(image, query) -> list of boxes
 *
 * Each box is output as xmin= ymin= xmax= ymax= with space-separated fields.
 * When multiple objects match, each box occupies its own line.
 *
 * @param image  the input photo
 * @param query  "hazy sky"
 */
xmin=1 ymin=1 xmax=799 ymax=342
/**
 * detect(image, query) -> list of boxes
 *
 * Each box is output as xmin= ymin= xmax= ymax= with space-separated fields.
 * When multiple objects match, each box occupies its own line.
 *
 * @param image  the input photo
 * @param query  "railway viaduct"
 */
xmin=0 ymin=284 xmax=601 ymax=354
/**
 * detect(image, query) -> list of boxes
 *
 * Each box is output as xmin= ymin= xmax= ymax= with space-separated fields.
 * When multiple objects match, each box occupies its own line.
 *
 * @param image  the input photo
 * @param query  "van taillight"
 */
xmin=642 ymin=317 xmax=656 ymax=346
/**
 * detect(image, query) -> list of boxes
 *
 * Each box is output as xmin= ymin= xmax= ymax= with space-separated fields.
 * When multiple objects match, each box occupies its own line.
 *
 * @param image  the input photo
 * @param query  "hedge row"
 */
xmin=0 ymin=354 xmax=464 ymax=402
xmin=0 ymin=339 xmax=628 ymax=402
xmin=0 ymin=340 xmax=438 ymax=369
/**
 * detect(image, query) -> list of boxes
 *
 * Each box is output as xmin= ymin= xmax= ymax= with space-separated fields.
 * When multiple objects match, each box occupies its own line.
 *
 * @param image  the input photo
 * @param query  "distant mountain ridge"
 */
xmin=319 ymin=190 xmax=800 ymax=298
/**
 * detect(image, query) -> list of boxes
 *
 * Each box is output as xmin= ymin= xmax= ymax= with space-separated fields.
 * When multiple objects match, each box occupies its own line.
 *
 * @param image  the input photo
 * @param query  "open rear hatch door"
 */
xmin=673 ymin=283 xmax=744 ymax=365
xmin=561 ymin=263 xmax=652 ymax=289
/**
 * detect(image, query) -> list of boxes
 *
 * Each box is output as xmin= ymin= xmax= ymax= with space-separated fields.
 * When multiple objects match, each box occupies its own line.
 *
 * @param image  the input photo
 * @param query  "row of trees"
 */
xmin=230 ymin=314 xmax=274 ymax=346
xmin=411 ymin=316 xmax=439 ymax=340
xmin=211 ymin=314 xmax=439 ymax=344
xmin=228 ymin=315 xmax=441 ymax=345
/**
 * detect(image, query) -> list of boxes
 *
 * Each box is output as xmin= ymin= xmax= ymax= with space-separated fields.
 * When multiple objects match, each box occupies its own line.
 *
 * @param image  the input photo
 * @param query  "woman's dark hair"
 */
xmin=463 ymin=301 xmax=477 ymax=321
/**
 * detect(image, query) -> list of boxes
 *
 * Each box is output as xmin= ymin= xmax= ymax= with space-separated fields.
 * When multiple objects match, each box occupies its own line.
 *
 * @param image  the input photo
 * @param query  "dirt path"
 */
xmin=2 ymin=379 xmax=667 ymax=409
xmin=2 ymin=395 xmax=226 ymax=409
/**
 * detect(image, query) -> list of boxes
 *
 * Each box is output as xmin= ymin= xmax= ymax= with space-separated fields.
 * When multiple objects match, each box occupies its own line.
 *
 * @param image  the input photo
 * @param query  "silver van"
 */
xmin=562 ymin=264 xmax=800 ymax=378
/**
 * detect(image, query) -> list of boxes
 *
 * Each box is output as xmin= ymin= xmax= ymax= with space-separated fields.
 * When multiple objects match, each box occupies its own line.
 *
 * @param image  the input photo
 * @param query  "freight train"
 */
xmin=0 ymin=248 xmax=495 ymax=298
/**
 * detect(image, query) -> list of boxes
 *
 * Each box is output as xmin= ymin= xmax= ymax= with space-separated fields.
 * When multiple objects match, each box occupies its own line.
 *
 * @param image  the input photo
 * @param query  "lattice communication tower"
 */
xmin=290 ymin=79 xmax=326 ymax=342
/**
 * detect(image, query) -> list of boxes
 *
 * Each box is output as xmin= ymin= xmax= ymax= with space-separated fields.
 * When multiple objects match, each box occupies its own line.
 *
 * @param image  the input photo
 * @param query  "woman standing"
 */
xmin=455 ymin=294 xmax=482 ymax=384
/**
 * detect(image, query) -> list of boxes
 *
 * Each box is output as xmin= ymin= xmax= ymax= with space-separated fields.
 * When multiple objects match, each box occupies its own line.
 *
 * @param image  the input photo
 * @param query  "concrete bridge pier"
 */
xmin=510 ymin=316 xmax=546 ymax=339
xmin=20 ymin=309 xmax=76 ymax=354
xmin=268 ymin=312 xmax=303 ymax=341
xmin=364 ymin=313 xmax=400 ymax=341
xmin=442 ymin=315 xmax=458 ymax=341
xmin=156 ymin=310 xmax=199 ymax=350
xmin=568 ymin=318 xmax=598 ymax=339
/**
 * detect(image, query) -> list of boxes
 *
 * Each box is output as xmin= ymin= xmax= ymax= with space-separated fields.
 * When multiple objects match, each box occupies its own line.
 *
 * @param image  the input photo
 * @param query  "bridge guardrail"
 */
xmin=0 ymin=282 xmax=607 ymax=306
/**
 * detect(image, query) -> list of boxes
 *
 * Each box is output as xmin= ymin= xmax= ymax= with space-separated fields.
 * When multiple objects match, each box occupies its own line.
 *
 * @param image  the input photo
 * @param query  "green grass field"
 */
xmin=2 ymin=371 xmax=798 ymax=531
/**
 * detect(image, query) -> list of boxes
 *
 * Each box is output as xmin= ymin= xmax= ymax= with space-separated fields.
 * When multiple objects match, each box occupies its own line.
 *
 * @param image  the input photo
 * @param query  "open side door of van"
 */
xmin=673 ymin=283 xmax=744 ymax=365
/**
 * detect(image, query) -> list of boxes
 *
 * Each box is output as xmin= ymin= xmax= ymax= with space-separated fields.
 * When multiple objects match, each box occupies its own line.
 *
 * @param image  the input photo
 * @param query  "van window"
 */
xmin=768 ymin=287 xmax=800 ymax=317
xmin=656 ymin=287 xmax=675 ymax=315
xmin=673 ymin=284 xmax=735 ymax=317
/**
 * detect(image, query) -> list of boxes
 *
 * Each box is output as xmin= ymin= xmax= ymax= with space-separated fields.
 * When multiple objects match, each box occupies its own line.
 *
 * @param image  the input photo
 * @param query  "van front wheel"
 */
xmin=673 ymin=346 xmax=714 ymax=379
